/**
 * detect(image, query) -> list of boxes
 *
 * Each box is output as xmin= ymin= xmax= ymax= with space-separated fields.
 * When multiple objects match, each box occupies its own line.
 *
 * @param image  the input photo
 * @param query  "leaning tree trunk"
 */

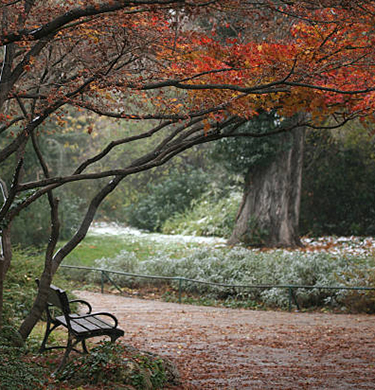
xmin=228 ymin=125 xmax=305 ymax=248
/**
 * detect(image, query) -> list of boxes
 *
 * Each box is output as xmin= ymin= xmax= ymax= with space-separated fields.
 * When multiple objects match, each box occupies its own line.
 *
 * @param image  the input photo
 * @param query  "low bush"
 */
xmin=2 ymin=249 xmax=43 ymax=327
xmin=88 ymin=247 xmax=375 ymax=312
xmin=125 ymin=168 xmax=209 ymax=232
xmin=335 ymin=265 xmax=375 ymax=313
xmin=162 ymin=190 xmax=242 ymax=238
xmin=11 ymin=195 xmax=83 ymax=248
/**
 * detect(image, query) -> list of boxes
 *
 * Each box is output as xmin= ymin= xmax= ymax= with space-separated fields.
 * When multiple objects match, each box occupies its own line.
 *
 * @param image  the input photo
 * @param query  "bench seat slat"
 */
xmin=82 ymin=316 xmax=113 ymax=329
xmin=56 ymin=315 xmax=114 ymax=334
xmin=56 ymin=316 xmax=89 ymax=333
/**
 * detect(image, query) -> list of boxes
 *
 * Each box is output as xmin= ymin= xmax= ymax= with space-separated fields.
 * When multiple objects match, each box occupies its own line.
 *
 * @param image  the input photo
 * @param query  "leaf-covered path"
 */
xmin=76 ymin=291 xmax=375 ymax=389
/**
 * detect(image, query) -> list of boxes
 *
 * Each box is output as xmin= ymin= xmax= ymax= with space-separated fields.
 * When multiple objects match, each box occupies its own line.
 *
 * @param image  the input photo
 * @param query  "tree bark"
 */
xmin=0 ymin=180 xmax=11 ymax=329
xmin=228 ymin=123 xmax=305 ymax=248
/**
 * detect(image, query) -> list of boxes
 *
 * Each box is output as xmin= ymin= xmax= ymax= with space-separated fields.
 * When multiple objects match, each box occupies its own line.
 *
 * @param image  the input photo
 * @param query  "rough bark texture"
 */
xmin=0 ymin=180 xmax=11 ymax=329
xmin=228 ymin=124 xmax=305 ymax=248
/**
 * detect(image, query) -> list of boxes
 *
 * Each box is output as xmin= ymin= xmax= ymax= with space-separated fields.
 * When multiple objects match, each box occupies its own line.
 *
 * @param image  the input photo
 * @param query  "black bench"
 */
xmin=38 ymin=282 xmax=124 ymax=371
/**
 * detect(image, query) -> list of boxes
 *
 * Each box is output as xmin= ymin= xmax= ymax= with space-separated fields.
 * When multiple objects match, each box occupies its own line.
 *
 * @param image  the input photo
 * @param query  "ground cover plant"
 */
xmin=0 ymin=339 xmax=178 ymax=390
xmin=57 ymin=342 xmax=179 ymax=390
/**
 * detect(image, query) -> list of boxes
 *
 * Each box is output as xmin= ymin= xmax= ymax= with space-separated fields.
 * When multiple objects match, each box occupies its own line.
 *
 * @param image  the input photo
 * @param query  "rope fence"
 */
xmin=61 ymin=264 xmax=375 ymax=312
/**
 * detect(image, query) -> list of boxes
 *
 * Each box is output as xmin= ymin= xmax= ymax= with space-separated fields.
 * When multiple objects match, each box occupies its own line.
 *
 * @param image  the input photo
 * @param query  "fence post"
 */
xmin=101 ymin=271 xmax=104 ymax=294
xmin=178 ymin=277 xmax=183 ymax=304
xmin=288 ymin=286 xmax=293 ymax=312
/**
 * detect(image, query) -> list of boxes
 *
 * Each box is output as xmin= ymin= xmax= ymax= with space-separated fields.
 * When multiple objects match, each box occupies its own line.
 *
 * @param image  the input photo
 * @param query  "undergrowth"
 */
xmin=58 ymin=341 xmax=177 ymax=389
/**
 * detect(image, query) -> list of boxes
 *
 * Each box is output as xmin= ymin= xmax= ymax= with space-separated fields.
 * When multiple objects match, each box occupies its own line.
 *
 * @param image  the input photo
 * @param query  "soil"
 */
xmin=75 ymin=290 xmax=375 ymax=390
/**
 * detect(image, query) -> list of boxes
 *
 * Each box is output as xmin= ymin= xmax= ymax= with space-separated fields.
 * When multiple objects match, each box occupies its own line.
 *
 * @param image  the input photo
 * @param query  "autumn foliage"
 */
xmin=156 ymin=3 xmax=375 ymax=123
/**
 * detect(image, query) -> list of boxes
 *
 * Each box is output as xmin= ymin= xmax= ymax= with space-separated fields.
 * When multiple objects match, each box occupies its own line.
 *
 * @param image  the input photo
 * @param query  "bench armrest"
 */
xmin=69 ymin=299 xmax=92 ymax=314
xmin=69 ymin=312 xmax=119 ymax=328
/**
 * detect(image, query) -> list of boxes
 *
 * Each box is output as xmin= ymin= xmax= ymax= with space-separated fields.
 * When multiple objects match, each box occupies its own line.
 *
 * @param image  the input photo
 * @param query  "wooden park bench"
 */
xmin=38 ymin=282 xmax=124 ymax=371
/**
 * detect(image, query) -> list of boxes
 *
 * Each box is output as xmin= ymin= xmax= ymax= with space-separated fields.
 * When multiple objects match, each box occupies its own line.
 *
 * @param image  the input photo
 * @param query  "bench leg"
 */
xmin=81 ymin=339 xmax=89 ymax=354
xmin=39 ymin=323 xmax=51 ymax=353
xmin=110 ymin=334 xmax=121 ymax=343
xmin=54 ymin=334 xmax=74 ymax=374
xmin=39 ymin=322 xmax=59 ymax=352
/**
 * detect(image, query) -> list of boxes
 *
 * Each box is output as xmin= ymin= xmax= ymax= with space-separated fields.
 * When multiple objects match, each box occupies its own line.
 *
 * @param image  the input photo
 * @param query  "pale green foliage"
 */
xmin=162 ymin=190 xmax=242 ymax=238
xmin=88 ymin=251 xmax=139 ymax=286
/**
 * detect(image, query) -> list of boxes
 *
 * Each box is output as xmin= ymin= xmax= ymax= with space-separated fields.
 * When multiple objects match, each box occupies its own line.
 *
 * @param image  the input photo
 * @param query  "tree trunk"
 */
xmin=228 ymin=125 xmax=305 ymax=248
xmin=0 ymin=180 xmax=11 ymax=329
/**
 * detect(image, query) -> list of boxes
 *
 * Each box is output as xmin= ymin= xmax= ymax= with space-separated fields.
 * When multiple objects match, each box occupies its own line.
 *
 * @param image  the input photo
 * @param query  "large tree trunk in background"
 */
xmin=228 ymin=125 xmax=305 ymax=248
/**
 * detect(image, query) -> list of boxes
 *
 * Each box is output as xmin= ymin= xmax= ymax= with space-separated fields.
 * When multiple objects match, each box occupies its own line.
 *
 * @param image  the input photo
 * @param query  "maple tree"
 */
xmin=1 ymin=0 xmax=375 ymax=339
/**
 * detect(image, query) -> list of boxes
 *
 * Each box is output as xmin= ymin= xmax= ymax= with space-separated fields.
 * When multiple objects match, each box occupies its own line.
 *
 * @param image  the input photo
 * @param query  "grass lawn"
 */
xmin=61 ymin=231 xmax=218 ymax=267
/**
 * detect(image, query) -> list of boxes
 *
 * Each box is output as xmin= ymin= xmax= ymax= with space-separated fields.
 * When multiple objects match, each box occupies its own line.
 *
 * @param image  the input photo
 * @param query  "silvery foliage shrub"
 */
xmin=91 ymin=247 xmax=373 ymax=308
xmin=89 ymin=251 xmax=139 ymax=285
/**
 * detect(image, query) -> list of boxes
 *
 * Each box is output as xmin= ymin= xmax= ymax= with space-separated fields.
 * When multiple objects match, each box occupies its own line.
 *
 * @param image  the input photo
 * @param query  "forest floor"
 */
xmin=76 ymin=290 xmax=375 ymax=390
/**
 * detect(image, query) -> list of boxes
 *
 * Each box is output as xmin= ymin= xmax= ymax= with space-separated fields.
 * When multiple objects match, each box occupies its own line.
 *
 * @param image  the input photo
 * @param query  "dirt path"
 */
xmin=76 ymin=291 xmax=375 ymax=389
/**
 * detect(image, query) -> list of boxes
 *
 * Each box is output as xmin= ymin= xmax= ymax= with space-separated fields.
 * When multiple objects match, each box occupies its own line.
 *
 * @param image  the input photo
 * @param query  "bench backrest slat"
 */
xmin=47 ymin=284 xmax=71 ymax=315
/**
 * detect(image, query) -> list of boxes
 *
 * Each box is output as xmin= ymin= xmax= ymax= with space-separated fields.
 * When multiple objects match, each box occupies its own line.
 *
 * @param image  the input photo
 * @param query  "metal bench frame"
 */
xmin=38 ymin=283 xmax=124 ymax=370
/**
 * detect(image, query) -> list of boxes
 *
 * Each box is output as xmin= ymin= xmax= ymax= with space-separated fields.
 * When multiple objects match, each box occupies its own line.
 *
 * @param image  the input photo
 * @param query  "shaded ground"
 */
xmin=76 ymin=291 xmax=375 ymax=389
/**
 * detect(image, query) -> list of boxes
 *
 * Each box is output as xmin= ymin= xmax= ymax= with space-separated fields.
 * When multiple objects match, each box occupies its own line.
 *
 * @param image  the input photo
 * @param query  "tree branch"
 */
xmin=0 ymin=0 xmax=192 ymax=45
xmin=52 ymin=175 xmax=123 ymax=269
xmin=74 ymin=120 xmax=174 ymax=174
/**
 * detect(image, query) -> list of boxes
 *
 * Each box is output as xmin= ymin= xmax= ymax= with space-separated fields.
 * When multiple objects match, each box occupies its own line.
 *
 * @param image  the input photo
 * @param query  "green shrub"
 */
xmin=335 ymin=265 xmax=375 ymax=313
xmin=2 ymin=249 xmax=43 ymax=326
xmin=301 ymin=130 xmax=375 ymax=236
xmin=11 ymin=195 xmax=83 ymax=248
xmin=88 ymin=250 xmax=140 ymax=286
xmin=125 ymin=168 xmax=209 ymax=232
xmin=3 ymin=249 xmax=70 ymax=327
xmin=162 ymin=190 xmax=241 ymax=238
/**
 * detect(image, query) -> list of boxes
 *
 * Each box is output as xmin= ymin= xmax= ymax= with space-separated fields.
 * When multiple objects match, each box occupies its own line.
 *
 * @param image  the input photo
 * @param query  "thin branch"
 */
xmin=0 ymin=153 xmax=25 ymax=224
xmin=0 ymin=0 xmax=195 ymax=45
xmin=31 ymin=131 xmax=61 ymax=259
xmin=52 ymin=175 xmax=123 ymax=268
xmin=283 ymin=81 xmax=375 ymax=95
xmin=0 ymin=116 xmax=24 ymax=134
xmin=74 ymin=120 xmax=174 ymax=174
xmin=15 ymin=95 xmax=28 ymax=118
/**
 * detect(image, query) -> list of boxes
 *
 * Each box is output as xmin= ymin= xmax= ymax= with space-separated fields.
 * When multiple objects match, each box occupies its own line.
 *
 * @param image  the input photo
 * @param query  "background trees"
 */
xmin=301 ymin=125 xmax=375 ymax=236
xmin=1 ymin=0 xmax=375 ymax=338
